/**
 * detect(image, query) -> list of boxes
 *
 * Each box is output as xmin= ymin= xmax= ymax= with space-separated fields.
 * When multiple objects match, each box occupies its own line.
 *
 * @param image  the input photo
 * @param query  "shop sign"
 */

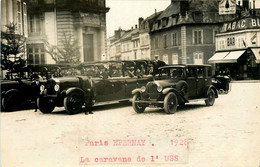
xmin=80 ymin=12 xmax=100 ymax=26
xmin=219 ymin=0 xmax=236 ymax=15
xmin=221 ymin=17 xmax=260 ymax=32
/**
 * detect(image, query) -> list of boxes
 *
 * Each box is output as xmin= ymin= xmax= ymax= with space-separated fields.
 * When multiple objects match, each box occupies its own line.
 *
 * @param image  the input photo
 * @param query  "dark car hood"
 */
xmin=148 ymin=79 xmax=180 ymax=88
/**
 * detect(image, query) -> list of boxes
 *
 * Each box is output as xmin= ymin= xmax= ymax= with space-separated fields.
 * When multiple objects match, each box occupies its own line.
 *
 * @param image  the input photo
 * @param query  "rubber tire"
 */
xmin=64 ymin=92 xmax=83 ymax=115
xmin=37 ymin=97 xmax=55 ymax=113
xmin=2 ymin=91 xmax=23 ymax=112
xmin=132 ymin=94 xmax=146 ymax=113
xmin=205 ymin=89 xmax=215 ymax=106
xmin=164 ymin=92 xmax=178 ymax=114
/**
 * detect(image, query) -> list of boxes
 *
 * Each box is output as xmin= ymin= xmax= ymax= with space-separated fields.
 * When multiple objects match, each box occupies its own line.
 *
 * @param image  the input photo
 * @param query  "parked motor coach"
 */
xmin=37 ymin=60 xmax=165 ymax=114
xmin=132 ymin=64 xmax=218 ymax=114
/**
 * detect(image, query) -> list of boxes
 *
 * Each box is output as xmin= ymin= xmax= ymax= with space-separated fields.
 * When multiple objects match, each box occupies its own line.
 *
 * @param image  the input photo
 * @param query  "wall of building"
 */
xmin=25 ymin=0 xmax=109 ymax=64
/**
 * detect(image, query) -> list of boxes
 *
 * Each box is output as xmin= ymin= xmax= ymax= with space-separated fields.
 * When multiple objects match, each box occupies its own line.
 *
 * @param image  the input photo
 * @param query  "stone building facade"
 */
xmin=1 ymin=0 xmax=28 ymax=36
xmin=149 ymin=0 xmax=238 ymax=65
xmin=24 ymin=0 xmax=109 ymax=64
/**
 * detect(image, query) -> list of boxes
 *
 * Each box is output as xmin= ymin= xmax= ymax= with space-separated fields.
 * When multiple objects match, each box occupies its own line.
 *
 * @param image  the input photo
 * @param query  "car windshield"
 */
xmin=160 ymin=67 xmax=185 ymax=79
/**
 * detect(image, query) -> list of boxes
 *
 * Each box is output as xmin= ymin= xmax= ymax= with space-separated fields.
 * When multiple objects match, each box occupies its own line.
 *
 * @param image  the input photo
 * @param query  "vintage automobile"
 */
xmin=37 ymin=60 xmax=158 ymax=114
xmin=132 ymin=64 xmax=218 ymax=114
xmin=1 ymin=64 xmax=63 ymax=111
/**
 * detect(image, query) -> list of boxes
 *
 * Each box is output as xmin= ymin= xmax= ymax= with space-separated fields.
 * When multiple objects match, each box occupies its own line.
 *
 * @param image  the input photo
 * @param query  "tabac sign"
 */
xmin=221 ymin=17 xmax=260 ymax=32
xmin=219 ymin=0 xmax=236 ymax=15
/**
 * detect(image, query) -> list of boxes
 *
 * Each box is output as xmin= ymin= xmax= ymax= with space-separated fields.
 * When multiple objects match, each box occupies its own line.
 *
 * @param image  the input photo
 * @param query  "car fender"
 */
xmin=205 ymin=85 xmax=218 ymax=98
xmin=3 ymin=89 xmax=21 ymax=97
xmin=132 ymin=88 xmax=142 ymax=95
xmin=162 ymin=88 xmax=179 ymax=95
xmin=64 ymin=87 xmax=86 ymax=98
xmin=162 ymin=88 xmax=189 ymax=103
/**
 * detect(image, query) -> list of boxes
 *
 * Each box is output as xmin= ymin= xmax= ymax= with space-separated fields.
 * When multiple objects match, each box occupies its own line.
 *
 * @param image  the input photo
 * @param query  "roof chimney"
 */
xmin=138 ymin=17 xmax=144 ymax=30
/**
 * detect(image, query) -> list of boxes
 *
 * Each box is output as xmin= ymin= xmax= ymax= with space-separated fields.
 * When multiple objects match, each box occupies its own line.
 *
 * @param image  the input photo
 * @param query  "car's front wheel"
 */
xmin=64 ymin=92 xmax=83 ymax=114
xmin=205 ymin=89 xmax=215 ymax=106
xmin=164 ymin=92 xmax=178 ymax=114
xmin=132 ymin=94 xmax=146 ymax=113
xmin=37 ymin=97 xmax=55 ymax=113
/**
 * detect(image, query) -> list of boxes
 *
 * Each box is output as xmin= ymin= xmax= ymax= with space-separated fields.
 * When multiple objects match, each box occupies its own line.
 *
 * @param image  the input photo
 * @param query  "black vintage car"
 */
xmin=37 ymin=60 xmax=158 ymax=114
xmin=132 ymin=64 xmax=218 ymax=114
xmin=1 ymin=65 xmax=63 ymax=111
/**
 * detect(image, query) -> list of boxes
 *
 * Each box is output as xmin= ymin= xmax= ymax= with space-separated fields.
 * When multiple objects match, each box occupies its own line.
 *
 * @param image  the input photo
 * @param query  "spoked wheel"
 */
xmin=132 ymin=94 xmax=146 ymax=113
xmin=164 ymin=92 xmax=178 ymax=114
xmin=64 ymin=93 xmax=83 ymax=115
xmin=37 ymin=97 xmax=55 ymax=113
xmin=2 ymin=91 xmax=23 ymax=112
xmin=205 ymin=89 xmax=215 ymax=106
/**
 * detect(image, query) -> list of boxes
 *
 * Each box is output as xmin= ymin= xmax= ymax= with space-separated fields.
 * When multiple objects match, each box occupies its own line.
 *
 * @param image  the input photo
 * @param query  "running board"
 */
xmin=93 ymin=99 xmax=131 ymax=106
xmin=187 ymin=98 xmax=207 ymax=103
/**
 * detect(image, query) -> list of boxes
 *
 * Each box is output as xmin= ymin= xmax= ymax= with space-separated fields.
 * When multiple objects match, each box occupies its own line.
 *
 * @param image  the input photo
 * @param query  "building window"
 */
xmin=163 ymin=34 xmax=167 ymax=48
xmin=172 ymin=32 xmax=178 ymax=46
xmin=27 ymin=44 xmax=45 ymax=64
xmin=29 ymin=15 xmax=41 ymax=33
xmin=154 ymin=37 xmax=159 ymax=49
xmin=172 ymin=54 xmax=178 ymax=64
xmin=193 ymin=52 xmax=204 ymax=64
xmin=16 ymin=0 xmax=22 ymax=34
xmin=162 ymin=18 xmax=168 ymax=27
xmin=163 ymin=54 xmax=168 ymax=64
xmin=116 ymin=45 xmax=120 ymax=53
xmin=193 ymin=30 xmax=203 ymax=44
xmin=23 ymin=2 xmax=28 ymax=37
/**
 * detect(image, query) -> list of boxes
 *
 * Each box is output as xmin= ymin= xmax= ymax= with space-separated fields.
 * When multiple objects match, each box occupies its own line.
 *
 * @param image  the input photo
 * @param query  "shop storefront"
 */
xmin=209 ymin=48 xmax=260 ymax=79
xmin=209 ymin=17 xmax=260 ymax=80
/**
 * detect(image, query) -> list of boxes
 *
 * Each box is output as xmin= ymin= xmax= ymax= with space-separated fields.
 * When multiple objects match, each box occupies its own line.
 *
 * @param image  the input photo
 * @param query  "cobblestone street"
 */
xmin=1 ymin=82 xmax=260 ymax=167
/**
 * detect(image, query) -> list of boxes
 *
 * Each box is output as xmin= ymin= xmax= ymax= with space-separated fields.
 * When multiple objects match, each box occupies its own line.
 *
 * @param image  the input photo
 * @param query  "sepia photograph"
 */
xmin=1 ymin=0 xmax=260 ymax=166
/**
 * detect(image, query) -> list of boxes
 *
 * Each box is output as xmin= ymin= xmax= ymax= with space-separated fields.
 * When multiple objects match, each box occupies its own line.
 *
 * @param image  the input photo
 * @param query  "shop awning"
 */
xmin=222 ymin=50 xmax=246 ymax=63
xmin=208 ymin=52 xmax=230 ymax=63
xmin=251 ymin=48 xmax=260 ymax=64
xmin=208 ymin=50 xmax=246 ymax=63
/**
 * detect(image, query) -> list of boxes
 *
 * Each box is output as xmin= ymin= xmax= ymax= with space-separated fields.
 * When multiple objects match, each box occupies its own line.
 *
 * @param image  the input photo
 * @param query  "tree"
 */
xmin=1 ymin=23 xmax=26 ymax=76
xmin=44 ymin=32 xmax=81 ymax=64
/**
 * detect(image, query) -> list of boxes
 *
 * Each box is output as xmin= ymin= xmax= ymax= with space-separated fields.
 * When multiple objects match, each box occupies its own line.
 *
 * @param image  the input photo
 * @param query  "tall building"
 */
xmin=24 ymin=0 xmax=109 ymax=64
xmin=149 ymin=0 xmax=238 ymax=65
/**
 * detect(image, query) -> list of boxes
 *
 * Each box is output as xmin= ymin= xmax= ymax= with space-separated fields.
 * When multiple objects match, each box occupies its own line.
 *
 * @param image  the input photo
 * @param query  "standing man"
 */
xmin=152 ymin=55 xmax=166 ymax=76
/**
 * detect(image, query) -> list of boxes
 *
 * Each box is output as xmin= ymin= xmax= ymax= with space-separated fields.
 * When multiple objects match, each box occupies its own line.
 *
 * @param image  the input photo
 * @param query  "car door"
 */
xmin=196 ymin=66 xmax=206 ymax=97
xmin=125 ymin=76 xmax=138 ymax=98
xmin=92 ymin=77 xmax=114 ymax=102
xmin=186 ymin=67 xmax=197 ymax=98
xmin=111 ymin=76 xmax=126 ymax=100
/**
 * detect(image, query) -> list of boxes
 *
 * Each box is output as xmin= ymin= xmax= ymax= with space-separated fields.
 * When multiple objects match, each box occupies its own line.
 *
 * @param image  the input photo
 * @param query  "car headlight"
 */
xmin=40 ymin=85 xmax=45 ymax=92
xmin=157 ymin=85 xmax=163 ymax=92
xmin=141 ymin=86 xmax=146 ymax=92
xmin=54 ymin=84 xmax=60 ymax=92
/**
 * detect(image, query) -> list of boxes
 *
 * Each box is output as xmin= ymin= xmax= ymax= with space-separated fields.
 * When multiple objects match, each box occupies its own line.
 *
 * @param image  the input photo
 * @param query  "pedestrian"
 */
xmin=84 ymin=98 xmax=93 ymax=115
xmin=84 ymin=79 xmax=94 ymax=115
xmin=152 ymin=55 xmax=166 ymax=76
